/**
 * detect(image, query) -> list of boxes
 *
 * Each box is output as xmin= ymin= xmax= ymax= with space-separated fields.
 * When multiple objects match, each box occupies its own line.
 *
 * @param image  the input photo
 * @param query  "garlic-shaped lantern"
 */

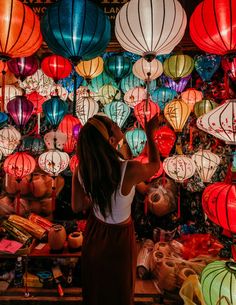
xmin=181 ymin=88 xmax=203 ymax=112
xmin=124 ymin=87 xmax=147 ymax=108
xmin=125 ymin=128 xmax=147 ymax=157
xmin=0 ymin=125 xmax=21 ymax=156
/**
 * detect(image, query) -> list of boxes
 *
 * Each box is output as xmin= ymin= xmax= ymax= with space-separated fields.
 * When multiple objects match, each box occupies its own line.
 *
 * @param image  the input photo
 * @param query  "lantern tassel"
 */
xmin=177 ymin=185 xmax=181 ymax=218
xmin=51 ymin=177 xmax=56 ymax=212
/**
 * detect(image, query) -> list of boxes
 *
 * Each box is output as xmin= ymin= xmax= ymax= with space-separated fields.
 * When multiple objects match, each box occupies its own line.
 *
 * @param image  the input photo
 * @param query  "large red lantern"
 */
xmin=190 ymin=0 xmax=236 ymax=55
xmin=153 ymin=126 xmax=176 ymax=157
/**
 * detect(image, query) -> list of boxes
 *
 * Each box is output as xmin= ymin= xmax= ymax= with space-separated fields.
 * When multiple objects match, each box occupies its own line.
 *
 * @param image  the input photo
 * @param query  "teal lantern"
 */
xmin=42 ymin=96 xmax=68 ymax=129
xmin=41 ymin=0 xmax=111 ymax=64
xmin=83 ymin=72 xmax=116 ymax=93
xmin=104 ymin=101 xmax=131 ymax=128
xmin=104 ymin=55 xmax=132 ymax=83
xmin=20 ymin=136 xmax=45 ymax=156
xmin=120 ymin=72 xmax=145 ymax=93
xmin=125 ymin=128 xmax=147 ymax=157
xmin=151 ymin=87 xmax=177 ymax=110
xmin=194 ymin=54 xmax=221 ymax=82
xmin=0 ymin=112 xmax=8 ymax=127
xmin=201 ymin=260 xmax=236 ymax=305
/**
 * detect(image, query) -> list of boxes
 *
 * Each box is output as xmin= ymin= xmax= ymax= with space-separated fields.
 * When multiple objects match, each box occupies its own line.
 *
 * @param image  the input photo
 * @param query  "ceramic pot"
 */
xmin=68 ymin=231 xmax=83 ymax=252
xmin=48 ymin=224 xmax=66 ymax=252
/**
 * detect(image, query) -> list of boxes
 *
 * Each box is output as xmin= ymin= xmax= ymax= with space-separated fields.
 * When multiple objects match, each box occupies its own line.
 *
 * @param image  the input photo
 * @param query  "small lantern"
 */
xmin=164 ymin=99 xmax=191 ymax=132
xmin=151 ymin=87 xmax=177 ymax=111
xmin=133 ymin=58 xmax=163 ymax=82
xmin=181 ymin=88 xmax=203 ymax=112
xmin=7 ymin=56 xmax=38 ymax=81
xmin=124 ymin=87 xmax=147 ymax=108
xmin=76 ymin=96 xmax=99 ymax=125
xmin=194 ymin=54 xmax=221 ymax=82
xmin=44 ymin=131 xmax=67 ymax=151
xmin=194 ymin=99 xmax=218 ymax=118
xmin=69 ymin=154 xmax=79 ymax=173
xmin=120 ymin=72 xmax=145 ymax=93
xmin=134 ymin=99 xmax=160 ymax=129
xmin=68 ymin=86 xmax=95 ymax=102
xmin=87 ymin=71 xmax=116 ymax=93
xmin=125 ymin=128 xmax=147 ymax=157
xmin=75 ymin=57 xmax=104 ymax=83
xmin=222 ymin=56 xmax=236 ymax=82
xmin=191 ymin=149 xmax=221 ymax=183
xmin=161 ymin=74 xmax=191 ymax=93
xmin=0 ymin=125 xmax=21 ymax=156
xmin=95 ymin=84 xmax=121 ymax=105
xmin=104 ymin=101 xmax=130 ymax=128
xmin=104 ymin=55 xmax=132 ymax=83
xmin=154 ymin=126 xmax=176 ymax=157
xmin=163 ymin=54 xmax=194 ymax=80
xmin=21 ymin=135 xmax=45 ymax=156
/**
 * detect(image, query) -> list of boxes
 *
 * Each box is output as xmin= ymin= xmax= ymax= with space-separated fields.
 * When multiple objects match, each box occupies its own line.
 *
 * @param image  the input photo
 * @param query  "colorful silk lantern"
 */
xmin=76 ymin=96 xmax=99 ymax=125
xmin=154 ymin=126 xmax=176 ymax=157
xmin=164 ymin=99 xmax=191 ymax=132
xmin=190 ymin=0 xmax=236 ymax=55
xmin=134 ymin=99 xmax=160 ymax=129
xmin=120 ymin=72 xmax=145 ymax=93
xmin=163 ymin=54 xmax=194 ymax=80
xmin=86 ymin=71 xmax=116 ymax=93
xmin=26 ymin=91 xmax=46 ymax=114
xmin=7 ymin=96 xmax=34 ymax=128
xmin=181 ymin=88 xmax=203 ymax=112
xmin=197 ymin=99 xmax=236 ymax=144
xmin=151 ymin=87 xmax=177 ymax=111
xmin=0 ymin=85 xmax=23 ymax=112
xmin=44 ymin=131 xmax=67 ymax=151
xmin=161 ymin=75 xmax=191 ymax=93
xmin=42 ymin=96 xmax=68 ymax=130
xmin=222 ymin=56 xmax=236 ymax=82
xmin=194 ymin=54 xmax=221 ymax=82
xmin=191 ymin=149 xmax=221 ymax=183
xmin=0 ymin=112 xmax=8 ymax=126
xmin=7 ymin=56 xmax=38 ymax=81
xmin=41 ymin=54 xmax=72 ymax=83
xmin=104 ymin=55 xmax=132 ymax=83
xmin=104 ymin=101 xmax=131 ymax=128
xmin=3 ymin=152 xmax=36 ymax=214
xmin=96 ymin=84 xmax=121 ymax=105
xmin=0 ymin=125 xmax=21 ymax=156
xmin=41 ymin=0 xmax=111 ymax=63
xmin=115 ymin=0 xmax=187 ymax=60
xmin=194 ymin=99 xmax=218 ymax=118
xmin=133 ymin=58 xmax=163 ymax=82
xmin=125 ymin=128 xmax=147 ymax=157
xmin=21 ymin=135 xmax=45 ymax=156
xmin=58 ymin=69 xmax=83 ymax=94
xmin=201 ymin=261 xmax=236 ymax=305
xmin=124 ymin=87 xmax=147 ymax=108
xmin=69 ymin=154 xmax=79 ymax=173
xmin=75 ymin=57 xmax=104 ymax=84
xmin=0 ymin=0 xmax=42 ymax=60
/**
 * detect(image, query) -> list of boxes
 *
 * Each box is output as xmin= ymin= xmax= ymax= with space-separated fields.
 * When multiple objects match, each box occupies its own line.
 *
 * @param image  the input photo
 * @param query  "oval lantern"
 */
xmin=222 ymin=56 xmax=236 ymax=82
xmin=42 ymin=96 xmax=68 ymax=129
xmin=201 ymin=261 xmax=236 ymax=305
xmin=120 ymin=72 xmax=145 ymax=93
xmin=181 ymin=88 xmax=203 ymax=112
xmin=75 ymin=57 xmax=104 ymax=84
xmin=163 ymin=54 xmax=194 ymax=80
xmin=197 ymin=99 xmax=236 ymax=144
xmin=104 ymin=55 xmax=132 ymax=83
xmin=41 ymin=0 xmax=111 ymax=63
xmin=191 ymin=149 xmax=221 ymax=183
xmin=164 ymin=99 xmax=191 ymax=132
xmin=26 ymin=91 xmax=46 ymax=114
xmin=194 ymin=99 xmax=218 ymax=118
xmin=44 ymin=131 xmax=67 ymax=151
xmin=161 ymin=74 xmax=191 ymax=93
xmin=0 ymin=125 xmax=21 ymax=156
xmin=95 ymin=84 xmax=121 ymax=105
xmin=151 ymin=87 xmax=177 ymax=111
xmin=7 ymin=96 xmax=34 ymax=128
xmin=190 ymin=0 xmax=236 ymax=55
xmin=124 ymin=87 xmax=147 ymax=108
xmin=21 ymin=135 xmax=45 ymax=156
xmin=194 ymin=54 xmax=221 ymax=82
xmin=76 ymin=96 xmax=99 ymax=125
xmin=154 ymin=126 xmax=176 ymax=157
xmin=133 ymin=58 xmax=163 ymax=82
xmin=115 ymin=0 xmax=187 ymax=60
xmin=41 ymin=54 xmax=72 ymax=83
xmin=125 ymin=128 xmax=147 ymax=157
xmin=104 ymin=101 xmax=130 ymax=128
xmin=7 ymin=56 xmax=38 ymax=81
xmin=69 ymin=154 xmax=79 ymax=173
xmin=87 ymin=71 xmax=116 ymax=93
xmin=0 ymin=0 xmax=42 ymax=60
xmin=134 ymin=99 xmax=160 ymax=129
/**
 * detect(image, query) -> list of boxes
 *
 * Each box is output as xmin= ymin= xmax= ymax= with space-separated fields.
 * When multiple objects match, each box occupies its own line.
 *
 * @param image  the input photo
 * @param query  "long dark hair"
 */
xmin=77 ymin=115 xmax=123 ymax=219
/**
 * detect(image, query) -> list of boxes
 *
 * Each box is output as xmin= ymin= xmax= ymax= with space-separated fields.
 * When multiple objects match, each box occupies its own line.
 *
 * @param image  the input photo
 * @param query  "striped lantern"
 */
xmin=181 ymin=88 xmax=203 ymax=112
xmin=7 ymin=56 xmax=38 ymax=81
xmin=0 ymin=85 xmax=23 ymax=112
xmin=151 ymin=87 xmax=177 ymax=111
xmin=134 ymin=98 xmax=160 ymax=129
xmin=120 ymin=72 xmax=145 ymax=93
xmin=163 ymin=54 xmax=194 ymax=80
xmin=0 ymin=125 xmax=21 ymax=156
xmin=95 ymin=84 xmax=121 ymax=105
xmin=21 ymin=135 xmax=45 ymax=156
xmin=194 ymin=99 xmax=218 ymax=118
xmin=104 ymin=55 xmax=132 ymax=83
xmin=133 ymin=58 xmax=163 ymax=82
xmin=76 ymin=96 xmax=99 ymax=125
xmin=194 ymin=54 xmax=221 ymax=82
xmin=161 ymin=74 xmax=191 ymax=93
xmin=115 ymin=0 xmax=187 ymax=60
xmin=125 ymin=128 xmax=147 ymax=157
xmin=124 ymin=87 xmax=147 ymax=108
xmin=86 ymin=72 xmax=116 ymax=93
xmin=26 ymin=91 xmax=46 ymax=114
xmin=75 ymin=57 xmax=104 ymax=83
xmin=104 ymin=101 xmax=131 ymax=128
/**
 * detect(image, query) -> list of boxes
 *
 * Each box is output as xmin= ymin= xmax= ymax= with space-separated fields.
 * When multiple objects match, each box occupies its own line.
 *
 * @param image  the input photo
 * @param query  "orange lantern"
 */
xmin=75 ymin=57 xmax=104 ymax=83
xmin=181 ymin=88 xmax=203 ymax=112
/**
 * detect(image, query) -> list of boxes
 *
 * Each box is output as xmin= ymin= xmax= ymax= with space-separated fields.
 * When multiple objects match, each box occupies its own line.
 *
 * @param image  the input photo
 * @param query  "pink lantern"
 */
xmin=133 ymin=58 xmax=163 ymax=82
xmin=124 ymin=87 xmax=147 ymax=108
xmin=69 ymin=154 xmax=79 ymax=173
xmin=154 ymin=125 xmax=176 ymax=157
xmin=44 ymin=131 xmax=67 ymax=151
xmin=197 ymin=99 xmax=236 ymax=144
xmin=7 ymin=55 xmax=38 ymax=81
xmin=134 ymin=99 xmax=160 ymax=128
xmin=0 ymin=125 xmax=21 ymax=156
xmin=134 ymin=153 xmax=163 ymax=181
xmin=76 ymin=96 xmax=99 ymax=125
xmin=181 ymin=88 xmax=203 ymax=112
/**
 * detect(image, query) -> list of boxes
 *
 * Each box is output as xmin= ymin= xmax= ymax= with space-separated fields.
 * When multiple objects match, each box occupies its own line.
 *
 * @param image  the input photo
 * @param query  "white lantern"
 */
xmin=133 ymin=58 xmax=163 ymax=81
xmin=44 ymin=131 xmax=67 ymax=150
xmin=181 ymin=88 xmax=203 ymax=112
xmin=0 ymin=125 xmax=21 ymax=156
xmin=124 ymin=87 xmax=147 ymax=108
xmin=115 ymin=0 xmax=187 ymax=59
xmin=48 ymin=84 xmax=68 ymax=101
xmin=76 ymin=96 xmax=99 ymax=125
xmin=191 ymin=149 xmax=221 ymax=183
xmin=95 ymin=84 xmax=121 ymax=105
xmin=68 ymin=86 xmax=95 ymax=102
xmin=197 ymin=99 xmax=236 ymax=144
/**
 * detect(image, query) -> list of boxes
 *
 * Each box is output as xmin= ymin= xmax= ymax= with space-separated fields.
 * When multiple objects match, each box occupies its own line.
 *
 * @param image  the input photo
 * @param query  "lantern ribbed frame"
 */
xmin=76 ymin=96 xmax=99 ymax=125
xmin=124 ymin=87 xmax=147 ymax=108
xmin=120 ymin=72 xmax=144 ymax=93
xmin=104 ymin=100 xmax=131 ymax=128
xmin=163 ymin=54 xmax=194 ymax=80
xmin=104 ymin=55 xmax=132 ymax=83
xmin=161 ymin=74 xmax=191 ymax=93
xmin=133 ymin=58 xmax=163 ymax=81
xmin=151 ymin=87 xmax=177 ymax=111
xmin=38 ymin=149 xmax=69 ymax=176
xmin=95 ymin=84 xmax=121 ymax=105
xmin=194 ymin=99 xmax=218 ymax=118
xmin=75 ymin=57 xmax=104 ymax=82
xmin=7 ymin=56 xmax=38 ymax=81
xmin=58 ymin=114 xmax=81 ymax=138
xmin=44 ymin=131 xmax=67 ymax=151
xmin=0 ymin=85 xmax=23 ymax=112
xmin=181 ymin=88 xmax=203 ymax=112
xmin=0 ymin=125 xmax=21 ymax=156
xmin=125 ymin=128 xmax=147 ymax=157
xmin=134 ymin=99 xmax=160 ymax=129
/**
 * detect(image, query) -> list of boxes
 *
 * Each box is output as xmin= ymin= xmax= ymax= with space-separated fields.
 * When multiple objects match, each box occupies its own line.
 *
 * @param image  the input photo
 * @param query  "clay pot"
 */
xmin=68 ymin=231 xmax=83 ymax=252
xmin=30 ymin=175 xmax=48 ymax=198
xmin=148 ymin=188 xmax=176 ymax=217
xmin=48 ymin=224 xmax=66 ymax=253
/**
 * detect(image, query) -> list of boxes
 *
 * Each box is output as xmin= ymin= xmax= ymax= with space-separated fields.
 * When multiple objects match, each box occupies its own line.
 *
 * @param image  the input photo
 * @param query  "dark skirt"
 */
xmin=82 ymin=212 xmax=137 ymax=305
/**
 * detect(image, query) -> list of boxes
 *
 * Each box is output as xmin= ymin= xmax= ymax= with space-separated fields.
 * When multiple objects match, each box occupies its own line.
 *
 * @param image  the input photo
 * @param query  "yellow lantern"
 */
xmin=194 ymin=99 xmax=218 ymax=118
xmin=163 ymin=54 xmax=194 ymax=80
xmin=75 ymin=57 xmax=104 ymax=83
xmin=181 ymin=88 xmax=203 ymax=112
xmin=164 ymin=98 xmax=190 ymax=132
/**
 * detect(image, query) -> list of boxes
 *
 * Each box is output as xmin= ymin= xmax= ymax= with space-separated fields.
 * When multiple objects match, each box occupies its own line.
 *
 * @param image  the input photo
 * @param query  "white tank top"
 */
xmin=78 ymin=160 xmax=135 ymax=224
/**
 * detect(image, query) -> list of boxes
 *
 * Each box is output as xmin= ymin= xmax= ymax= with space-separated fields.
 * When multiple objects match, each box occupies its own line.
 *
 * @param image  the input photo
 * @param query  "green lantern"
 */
xmin=194 ymin=99 xmax=218 ymax=118
xmin=163 ymin=54 xmax=194 ymax=80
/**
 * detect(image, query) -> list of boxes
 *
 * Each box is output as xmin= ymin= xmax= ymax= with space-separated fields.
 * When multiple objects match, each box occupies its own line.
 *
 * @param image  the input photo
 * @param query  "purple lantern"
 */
xmin=7 ymin=56 xmax=39 ymax=81
xmin=7 ymin=96 xmax=34 ymax=128
xmin=161 ymin=75 xmax=191 ymax=93
xmin=72 ymin=124 xmax=81 ymax=140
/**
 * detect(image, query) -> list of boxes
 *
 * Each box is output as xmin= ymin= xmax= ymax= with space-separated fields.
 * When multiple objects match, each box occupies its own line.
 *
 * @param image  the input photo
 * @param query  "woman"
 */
xmin=72 ymin=114 xmax=160 ymax=305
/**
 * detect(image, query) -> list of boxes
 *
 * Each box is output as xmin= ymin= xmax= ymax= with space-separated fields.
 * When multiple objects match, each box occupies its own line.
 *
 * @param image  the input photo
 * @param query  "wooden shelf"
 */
xmin=29 ymin=242 xmax=81 ymax=258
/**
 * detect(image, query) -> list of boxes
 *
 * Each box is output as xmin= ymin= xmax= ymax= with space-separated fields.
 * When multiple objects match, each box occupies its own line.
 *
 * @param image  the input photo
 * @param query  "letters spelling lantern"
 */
xmin=41 ymin=0 xmax=111 ymax=64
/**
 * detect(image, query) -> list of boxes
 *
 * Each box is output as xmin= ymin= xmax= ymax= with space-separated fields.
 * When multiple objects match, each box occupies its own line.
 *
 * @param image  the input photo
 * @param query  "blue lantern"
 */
xmin=58 ymin=70 xmax=83 ymax=93
xmin=41 ymin=0 xmax=111 ymax=64
xmin=120 ymin=72 xmax=145 ymax=93
xmin=123 ymin=51 xmax=141 ymax=63
xmin=194 ymin=54 xmax=221 ymax=82
xmin=104 ymin=101 xmax=131 ymax=128
xmin=151 ymin=87 xmax=177 ymax=110
xmin=83 ymin=71 xmax=116 ymax=93
xmin=0 ymin=112 xmax=8 ymax=127
xmin=125 ymin=128 xmax=147 ymax=157
xmin=42 ymin=96 xmax=68 ymax=129
xmin=104 ymin=55 xmax=132 ymax=83
xmin=20 ymin=136 xmax=46 ymax=156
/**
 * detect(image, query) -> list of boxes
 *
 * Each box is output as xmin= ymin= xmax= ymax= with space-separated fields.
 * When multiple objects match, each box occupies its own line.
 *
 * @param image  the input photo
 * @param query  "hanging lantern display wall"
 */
xmin=76 ymin=96 xmax=99 ymax=125
xmin=133 ymin=58 xmax=163 ymax=82
xmin=164 ymin=99 xmax=191 ymax=132
xmin=194 ymin=54 xmax=221 ymax=82
xmin=104 ymin=101 xmax=130 ymax=128
xmin=7 ymin=56 xmax=38 ymax=81
xmin=222 ymin=56 xmax=236 ymax=82
xmin=151 ymin=87 xmax=177 ymax=111
xmin=75 ymin=57 xmax=104 ymax=84
xmin=104 ymin=55 xmax=132 ymax=83
xmin=124 ymin=87 xmax=147 ymax=108
xmin=134 ymin=99 xmax=160 ymax=129
xmin=161 ymin=74 xmax=191 ymax=93
xmin=181 ymin=88 xmax=203 ymax=112
xmin=95 ymin=84 xmax=121 ymax=105
xmin=115 ymin=0 xmax=187 ymax=59
xmin=154 ymin=126 xmax=176 ymax=157
xmin=191 ymin=149 xmax=221 ymax=183
xmin=125 ymin=128 xmax=147 ymax=157
xmin=194 ymin=99 xmax=218 ymax=118
xmin=163 ymin=54 xmax=194 ymax=80
xmin=0 ymin=125 xmax=21 ymax=156
xmin=120 ymin=72 xmax=145 ymax=93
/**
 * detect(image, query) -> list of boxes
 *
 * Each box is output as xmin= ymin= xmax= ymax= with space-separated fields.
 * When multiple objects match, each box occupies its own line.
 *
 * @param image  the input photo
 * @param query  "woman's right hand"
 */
xmin=144 ymin=114 xmax=159 ymax=136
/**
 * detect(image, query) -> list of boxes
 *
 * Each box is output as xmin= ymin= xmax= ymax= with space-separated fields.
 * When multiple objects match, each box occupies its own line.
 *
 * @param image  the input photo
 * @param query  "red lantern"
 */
xmin=222 ymin=56 xmax=236 ymax=82
xmin=69 ymin=154 xmax=79 ymax=173
xmin=26 ymin=91 xmax=46 ymax=114
xmin=190 ymin=0 xmax=236 ymax=55
xmin=134 ymin=98 xmax=160 ymax=129
xmin=134 ymin=153 xmax=163 ymax=181
xmin=41 ymin=55 xmax=72 ymax=83
xmin=154 ymin=126 xmax=176 ymax=157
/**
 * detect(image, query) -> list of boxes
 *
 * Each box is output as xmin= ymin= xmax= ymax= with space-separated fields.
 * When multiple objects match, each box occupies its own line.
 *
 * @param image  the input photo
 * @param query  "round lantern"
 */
xmin=0 ymin=125 xmax=21 ymax=156
xmin=76 ymin=96 xmax=99 ymax=125
xmin=191 ymin=149 xmax=221 ymax=183
xmin=194 ymin=99 xmax=218 ymax=118
xmin=154 ymin=126 xmax=176 ymax=157
xmin=124 ymin=87 xmax=147 ymax=108
xmin=151 ymin=87 xmax=177 ymax=111
xmin=181 ymin=88 xmax=203 ymax=112
xmin=120 ymin=72 xmax=145 ymax=93
xmin=69 ymin=154 xmax=79 ymax=173
xmin=201 ymin=260 xmax=236 ymax=305
xmin=222 ymin=56 xmax=236 ymax=82
xmin=75 ymin=57 xmax=104 ymax=83
xmin=125 ymin=128 xmax=147 ymax=157
xmin=133 ymin=58 xmax=163 ymax=82
xmin=87 ymin=71 xmax=116 ymax=93
xmin=134 ymin=99 xmax=160 ymax=129
xmin=115 ymin=0 xmax=187 ymax=60
xmin=104 ymin=101 xmax=130 ymax=128
xmin=44 ymin=131 xmax=67 ymax=151
xmin=163 ymin=54 xmax=194 ymax=80
xmin=164 ymin=99 xmax=191 ymax=132
xmin=7 ymin=56 xmax=38 ymax=81
xmin=194 ymin=54 xmax=221 ymax=82
xmin=0 ymin=0 xmax=42 ymax=60
xmin=190 ymin=0 xmax=236 ymax=55
xmin=95 ymin=84 xmax=121 ymax=105
xmin=197 ymin=99 xmax=236 ymax=144
xmin=104 ymin=55 xmax=132 ymax=83
xmin=41 ymin=0 xmax=111 ymax=63
xmin=21 ymin=135 xmax=45 ymax=156
xmin=42 ymin=96 xmax=68 ymax=130
xmin=161 ymin=74 xmax=191 ymax=93
xmin=26 ymin=91 xmax=46 ymax=114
